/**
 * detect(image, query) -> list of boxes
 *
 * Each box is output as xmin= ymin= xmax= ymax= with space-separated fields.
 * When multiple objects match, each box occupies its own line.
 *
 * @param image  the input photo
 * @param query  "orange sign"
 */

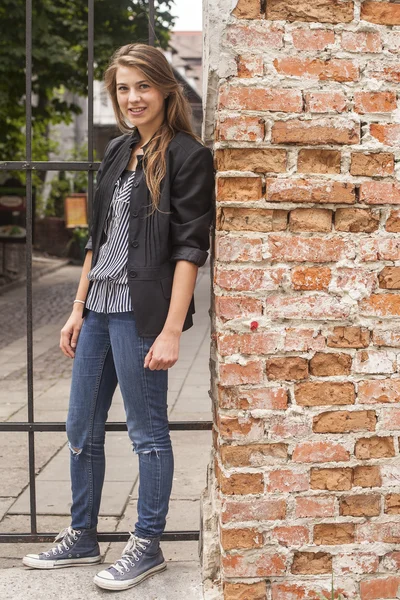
xmin=64 ymin=194 xmax=88 ymax=228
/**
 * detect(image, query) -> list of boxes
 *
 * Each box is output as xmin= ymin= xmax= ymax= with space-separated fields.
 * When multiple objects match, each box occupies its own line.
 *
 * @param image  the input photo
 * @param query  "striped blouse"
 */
xmin=85 ymin=169 xmax=135 ymax=313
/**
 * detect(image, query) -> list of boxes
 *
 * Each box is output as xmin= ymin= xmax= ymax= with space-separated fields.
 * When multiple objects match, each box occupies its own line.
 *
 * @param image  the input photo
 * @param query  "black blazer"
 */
xmin=84 ymin=129 xmax=215 ymax=337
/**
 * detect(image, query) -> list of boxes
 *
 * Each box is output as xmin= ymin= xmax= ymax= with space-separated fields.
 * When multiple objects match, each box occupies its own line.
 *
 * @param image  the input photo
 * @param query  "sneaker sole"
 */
xmin=93 ymin=561 xmax=167 ymax=590
xmin=22 ymin=555 xmax=102 ymax=569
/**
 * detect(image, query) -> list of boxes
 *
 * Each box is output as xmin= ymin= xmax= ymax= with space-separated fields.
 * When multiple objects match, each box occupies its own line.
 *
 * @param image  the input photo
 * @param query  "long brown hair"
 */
xmin=104 ymin=43 xmax=199 ymax=210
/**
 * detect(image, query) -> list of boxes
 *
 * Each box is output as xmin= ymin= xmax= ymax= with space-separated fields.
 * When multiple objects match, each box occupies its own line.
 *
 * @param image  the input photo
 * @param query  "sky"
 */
xmin=170 ymin=0 xmax=202 ymax=31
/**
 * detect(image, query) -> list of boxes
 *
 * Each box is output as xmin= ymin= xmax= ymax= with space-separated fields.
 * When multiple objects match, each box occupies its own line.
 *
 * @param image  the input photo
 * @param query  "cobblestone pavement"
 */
xmin=0 ymin=265 xmax=80 ymax=350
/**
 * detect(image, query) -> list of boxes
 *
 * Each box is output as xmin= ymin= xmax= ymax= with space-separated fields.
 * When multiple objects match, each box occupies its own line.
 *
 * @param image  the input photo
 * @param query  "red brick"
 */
xmin=215 ymin=236 xmax=262 ymax=262
xmin=226 ymin=23 xmax=284 ymax=50
xmin=314 ymin=523 xmax=355 ymax=545
xmin=266 ymin=294 xmax=351 ymax=320
xmin=220 ymin=443 xmax=288 ymax=468
xmin=360 ymin=577 xmax=400 ymax=600
xmin=305 ymin=91 xmax=347 ymax=113
xmin=219 ymin=361 xmax=263 ymax=386
xmin=361 ymin=181 xmax=400 ymax=205
xmin=224 ymin=582 xmax=267 ymax=600
xmin=359 ymin=238 xmax=400 ymax=262
xmin=293 ymin=441 xmax=350 ymax=463
xmin=217 ymin=177 xmax=262 ymax=202
xmin=222 ymin=551 xmax=286 ymax=577
xmin=335 ymin=552 xmax=379 ymax=575
xmin=373 ymin=327 xmax=400 ymax=347
xmin=267 ymin=178 xmax=355 ymax=204
xmin=218 ymin=471 xmax=264 ymax=496
xmin=266 ymin=0 xmax=355 ymax=23
xmin=369 ymin=62 xmax=400 ymax=84
xmin=232 ymin=0 xmax=261 ymax=19
xmin=295 ymin=381 xmax=355 ymax=406
xmin=291 ymin=266 xmax=331 ymax=291
xmin=339 ymin=494 xmax=381 ymax=517
xmin=333 ymin=268 xmax=376 ymax=296
xmin=385 ymin=209 xmax=400 ymax=232
xmin=295 ymin=496 xmax=335 ymax=518
xmin=284 ymin=328 xmax=325 ymax=351
xmin=354 ymin=91 xmax=397 ymax=114
xmin=218 ymin=116 xmax=265 ymax=142
xmin=266 ymin=235 xmax=355 ymax=262
xmin=222 ymin=498 xmax=286 ymax=523
xmin=385 ymin=494 xmax=400 ymax=514
xmin=221 ymin=527 xmax=263 ymax=552
xmin=370 ymin=123 xmax=400 ymax=147
xmin=217 ymin=207 xmax=288 ymax=232
xmin=289 ymin=208 xmax=333 ymax=232
xmin=380 ymin=408 xmax=400 ymax=430
xmin=236 ymin=54 xmax=264 ymax=78
xmin=297 ymin=150 xmax=341 ymax=175
xmin=291 ymin=551 xmax=331 ymax=574
xmin=313 ymin=410 xmax=376 ymax=433
xmin=272 ymin=525 xmax=309 ymax=547
xmin=311 ymin=467 xmax=353 ymax=491
xmin=357 ymin=522 xmax=400 ymax=544
xmin=274 ymin=57 xmax=359 ymax=82
xmin=266 ymin=469 xmax=309 ymax=493
xmin=350 ymin=152 xmax=394 ymax=176
xmin=215 ymin=296 xmax=263 ymax=321
xmin=217 ymin=331 xmax=282 ymax=355
xmin=355 ymin=436 xmax=395 ymax=459
xmin=267 ymin=414 xmax=311 ymax=440
xmin=353 ymin=466 xmax=381 ymax=488
xmin=219 ymin=85 xmax=303 ymax=112
xmin=309 ymin=352 xmax=352 ymax=376
xmin=360 ymin=294 xmax=400 ymax=317
xmin=272 ymin=118 xmax=360 ymax=144
xmin=334 ymin=208 xmax=379 ymax=232
xmin=379 ymin=266 xmax=400 ymax=289
xmin=327 ymin=326 xmax=370 ymax=348
xmin=218 ymin=386 xmax=288 ymax=410
xmin=362 ymin=2 xmax=400 ymax=25
xmin=341 ymin=31 xmax=382 ymax=52
xmin=219 ymin=415 xmax=264 ymax=441
xmin=292 ymin=28 xmax=335 ymax=51
xmin=215 ymin=267 xmax=285 ymax=292
xmin=266 ymin=356 xmax=308 ymax=381
xmin=215 ymin=148 xmax=287 ymax=173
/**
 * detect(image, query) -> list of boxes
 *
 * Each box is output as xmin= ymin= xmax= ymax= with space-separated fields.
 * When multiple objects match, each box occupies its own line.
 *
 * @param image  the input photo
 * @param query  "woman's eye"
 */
xmin=118 ymin=87 xmax=128 ymax=91
xmin=140 ymin=84 xmax=150 ymax=89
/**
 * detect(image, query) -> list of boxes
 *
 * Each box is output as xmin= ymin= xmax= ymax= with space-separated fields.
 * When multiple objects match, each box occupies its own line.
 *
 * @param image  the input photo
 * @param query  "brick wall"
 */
xmin=202 ymin=0 xmax=400 ymax=598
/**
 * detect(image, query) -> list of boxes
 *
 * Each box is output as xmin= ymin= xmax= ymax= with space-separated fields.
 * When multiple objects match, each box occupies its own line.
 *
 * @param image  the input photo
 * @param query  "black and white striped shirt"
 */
xmin=85 ymin=170 xmax=135 ymax=313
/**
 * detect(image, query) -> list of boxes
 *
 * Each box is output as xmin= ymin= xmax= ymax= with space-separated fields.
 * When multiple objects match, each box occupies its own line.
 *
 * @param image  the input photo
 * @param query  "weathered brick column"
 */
xmin=201 ymin=0 xmax=400 ymax=598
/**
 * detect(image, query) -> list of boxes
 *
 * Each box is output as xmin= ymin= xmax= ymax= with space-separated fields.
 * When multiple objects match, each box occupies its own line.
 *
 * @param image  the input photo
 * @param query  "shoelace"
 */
xmin=45 ymin=526 xmax=81 ymax=557
xmin=112 ymin=533 xmax=151 ymax=575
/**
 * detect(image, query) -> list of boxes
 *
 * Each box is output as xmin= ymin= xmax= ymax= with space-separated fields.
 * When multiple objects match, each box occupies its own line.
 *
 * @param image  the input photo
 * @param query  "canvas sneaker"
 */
xmin=22 ymin=526 xmax=101 ymax=569
xmin=93 ymin=532 xmax=166 ymax=591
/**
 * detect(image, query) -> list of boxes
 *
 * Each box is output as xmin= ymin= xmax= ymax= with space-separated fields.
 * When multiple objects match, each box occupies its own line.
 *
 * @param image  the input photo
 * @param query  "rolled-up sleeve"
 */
xmin=170 ymin=146 xmax=215 ymax=267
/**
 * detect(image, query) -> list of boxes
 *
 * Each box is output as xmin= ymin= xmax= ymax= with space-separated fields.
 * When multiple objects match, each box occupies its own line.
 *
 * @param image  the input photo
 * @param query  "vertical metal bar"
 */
xmin=25 ymin=0 xmax=37 ymax=534
xmin=148 ymin=0 xmax=155 ymax=46
xmin=87 ymin=0 xmax=94 ymax=220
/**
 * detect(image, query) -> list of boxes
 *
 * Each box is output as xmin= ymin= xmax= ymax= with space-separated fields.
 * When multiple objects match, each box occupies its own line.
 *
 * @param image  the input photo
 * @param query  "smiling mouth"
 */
xmin=129 ymin=108 xmax=147 ymax=114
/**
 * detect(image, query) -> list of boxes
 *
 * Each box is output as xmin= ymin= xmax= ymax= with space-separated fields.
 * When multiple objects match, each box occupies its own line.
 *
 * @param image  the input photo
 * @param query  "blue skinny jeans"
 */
xmin=66 ymin=310 xmax=174 ymax=539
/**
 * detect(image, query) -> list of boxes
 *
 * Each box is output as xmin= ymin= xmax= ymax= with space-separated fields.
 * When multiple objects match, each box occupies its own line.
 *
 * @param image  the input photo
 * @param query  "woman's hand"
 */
xmin=60 ymin=308 xmax=84 ymax=358
xmin=144 ymin=329 xmax=180 ymax=370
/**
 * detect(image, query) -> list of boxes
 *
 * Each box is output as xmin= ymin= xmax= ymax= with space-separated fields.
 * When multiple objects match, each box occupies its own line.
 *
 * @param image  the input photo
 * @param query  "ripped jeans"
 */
xmin=66 ymin=310 xmax=173 ymax=539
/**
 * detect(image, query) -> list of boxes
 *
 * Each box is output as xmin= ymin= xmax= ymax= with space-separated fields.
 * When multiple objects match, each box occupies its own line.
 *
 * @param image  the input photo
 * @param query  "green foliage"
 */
xmin=316 ymin=573 xmax=346 ymax=600
xmin=0 ymin=0 xmax=175 ymax=162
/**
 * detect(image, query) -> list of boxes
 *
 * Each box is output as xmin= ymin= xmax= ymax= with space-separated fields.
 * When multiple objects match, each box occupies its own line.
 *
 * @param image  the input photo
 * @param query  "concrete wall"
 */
xmin=202 ymin=1 xmax=400 ymax=598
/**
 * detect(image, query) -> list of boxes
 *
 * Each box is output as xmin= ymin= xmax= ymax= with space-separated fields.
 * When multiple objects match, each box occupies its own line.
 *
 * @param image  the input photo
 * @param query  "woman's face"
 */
xmin=116 ymin=65 xmax=166 ymax=130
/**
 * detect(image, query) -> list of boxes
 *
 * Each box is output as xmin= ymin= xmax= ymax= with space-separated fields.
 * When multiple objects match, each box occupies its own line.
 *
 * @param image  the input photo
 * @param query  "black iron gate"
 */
xmin=0 ymin=0 xmax=212 ymax=545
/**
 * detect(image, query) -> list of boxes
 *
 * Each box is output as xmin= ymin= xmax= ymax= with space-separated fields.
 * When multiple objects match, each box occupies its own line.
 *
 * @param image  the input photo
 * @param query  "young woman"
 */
xmin=22 ymin=43 xmax=214 ymax=591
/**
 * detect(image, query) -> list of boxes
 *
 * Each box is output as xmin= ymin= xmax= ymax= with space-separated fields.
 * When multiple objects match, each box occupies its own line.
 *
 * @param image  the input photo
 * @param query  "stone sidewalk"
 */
xmin=0 ymin=262 xmax=213 ymax=599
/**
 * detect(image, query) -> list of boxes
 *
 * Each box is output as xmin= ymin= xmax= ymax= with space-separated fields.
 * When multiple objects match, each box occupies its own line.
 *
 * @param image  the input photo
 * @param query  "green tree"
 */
xmin=0 ymin=0 xmax=175 ymax=164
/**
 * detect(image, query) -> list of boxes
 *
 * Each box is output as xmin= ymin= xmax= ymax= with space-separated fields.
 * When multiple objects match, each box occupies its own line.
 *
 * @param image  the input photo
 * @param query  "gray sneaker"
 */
xmin=22 ymin=526 xmax=101 ymax=569
xmin=94 ymin=532 xmax=166 ymax=591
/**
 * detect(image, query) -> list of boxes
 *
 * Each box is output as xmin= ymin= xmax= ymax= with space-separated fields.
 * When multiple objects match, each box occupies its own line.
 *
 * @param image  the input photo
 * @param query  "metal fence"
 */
xmin=0 ymin=0 xmax=212 ymax=545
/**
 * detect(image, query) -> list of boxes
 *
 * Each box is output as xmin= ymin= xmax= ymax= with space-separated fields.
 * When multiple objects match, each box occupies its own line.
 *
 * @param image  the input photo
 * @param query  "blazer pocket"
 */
xmin=160 ymin=275 xmax=173 ymax=300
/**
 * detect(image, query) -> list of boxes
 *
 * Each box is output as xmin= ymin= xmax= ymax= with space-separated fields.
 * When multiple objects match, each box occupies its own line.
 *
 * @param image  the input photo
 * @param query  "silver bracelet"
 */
xmin=73 ymin=299 xmax=85 ymax=305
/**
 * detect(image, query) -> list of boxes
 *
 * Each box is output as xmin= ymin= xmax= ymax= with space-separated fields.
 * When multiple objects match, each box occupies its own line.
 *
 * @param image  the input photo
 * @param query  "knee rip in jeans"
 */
xmin=139 ymin=448 xmax=160 ymax=459
xmin=68 ymin=441 xmax=83 ymax=457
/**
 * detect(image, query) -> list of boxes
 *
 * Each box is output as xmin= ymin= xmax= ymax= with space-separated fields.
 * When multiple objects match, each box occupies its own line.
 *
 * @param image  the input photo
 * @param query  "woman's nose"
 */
xmin=128 ymin=88 xmax=141 ymax=103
